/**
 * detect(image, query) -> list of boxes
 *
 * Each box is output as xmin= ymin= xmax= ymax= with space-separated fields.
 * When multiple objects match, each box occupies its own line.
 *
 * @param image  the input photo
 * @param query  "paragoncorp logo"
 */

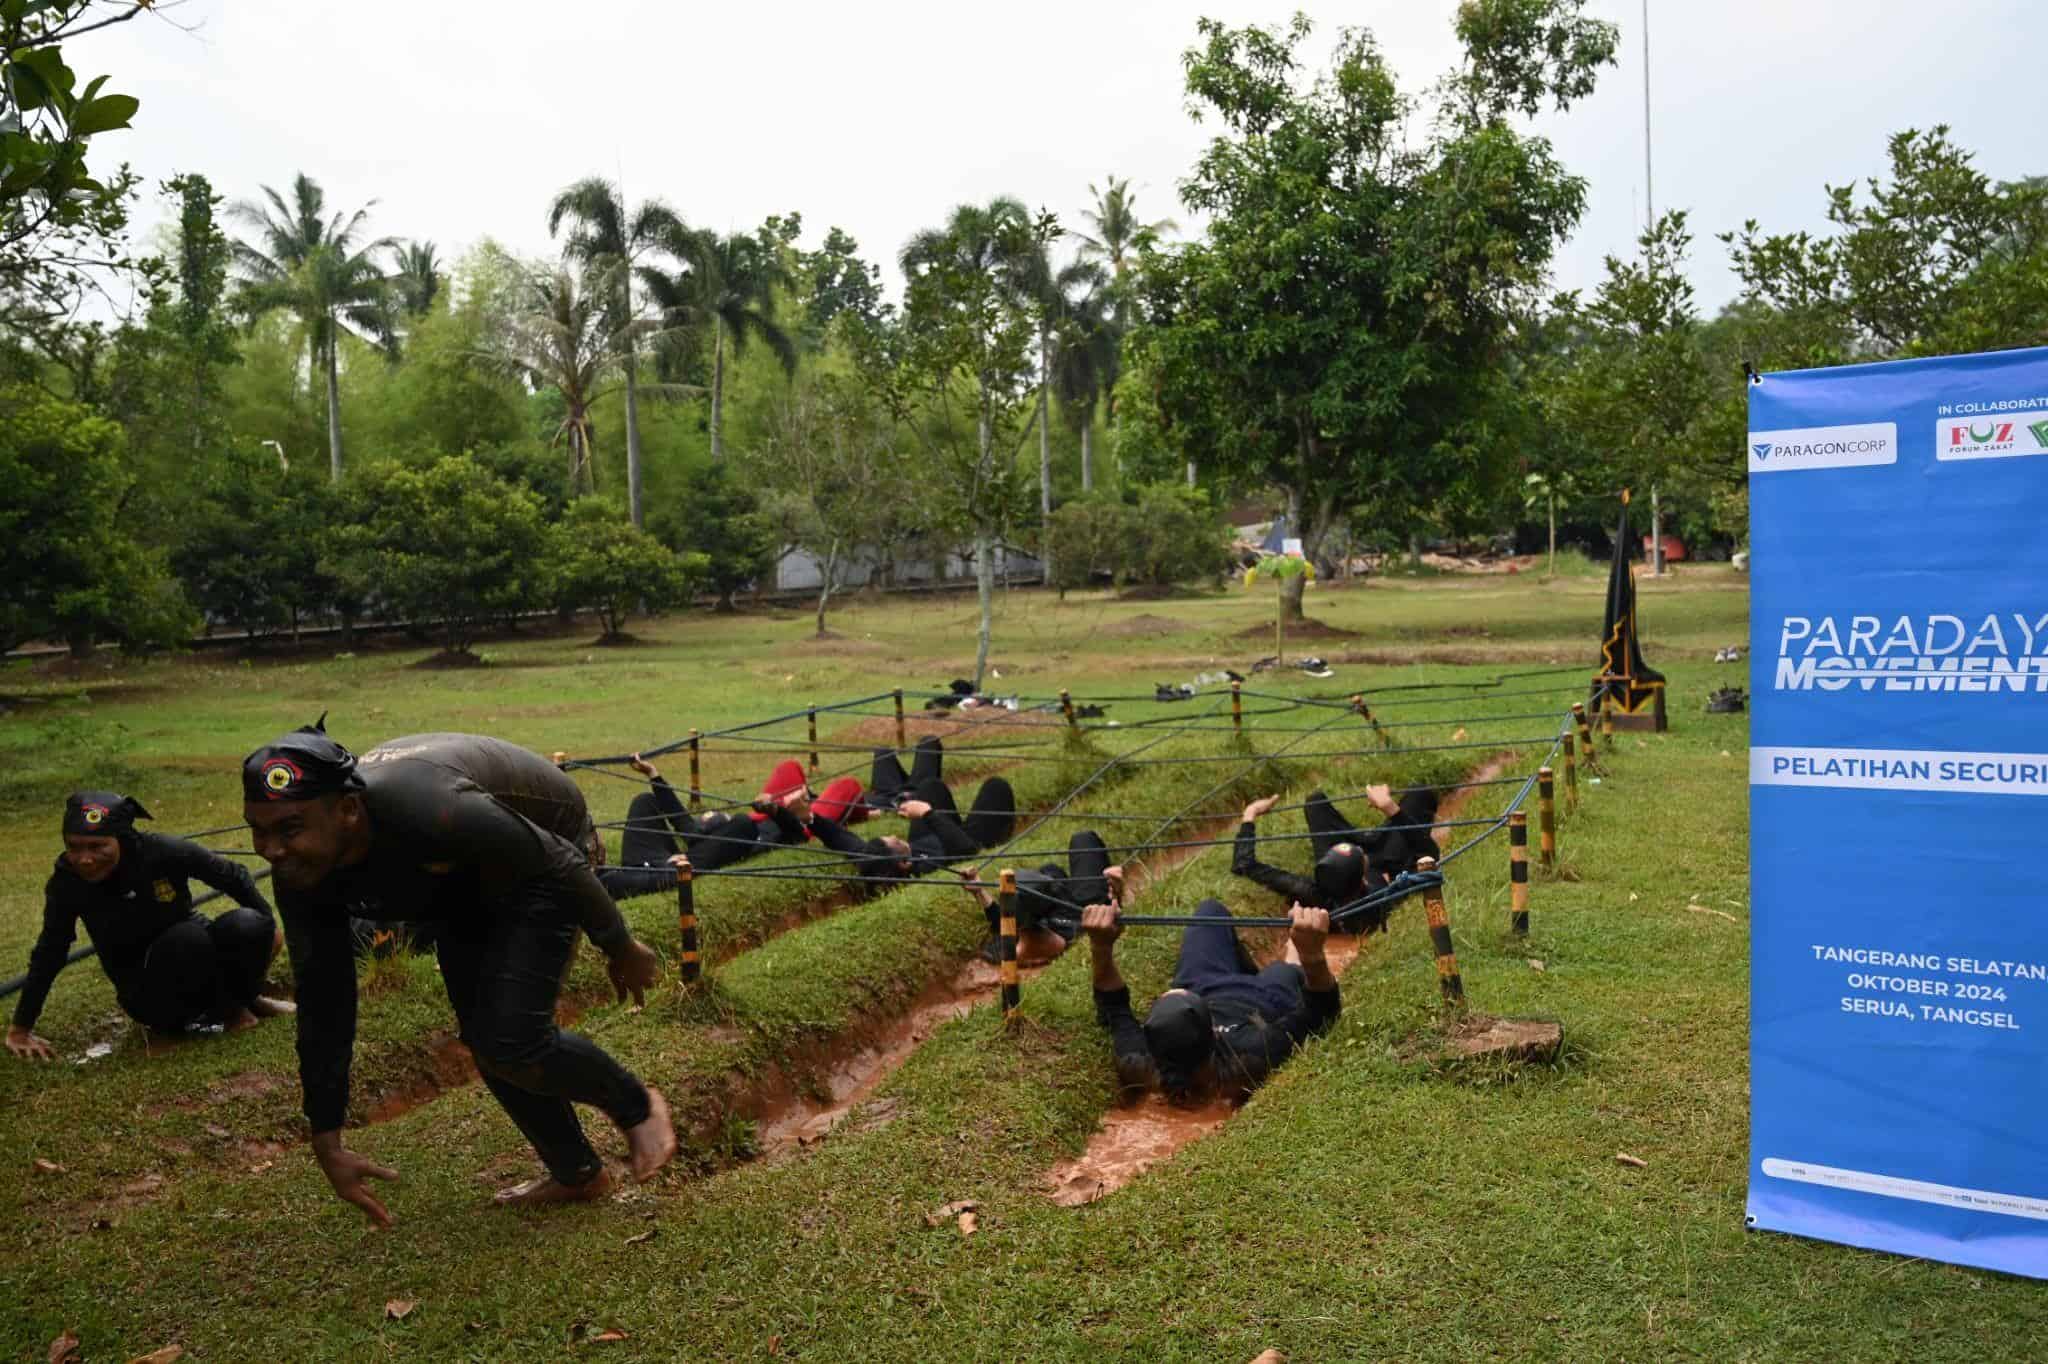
xmin=1748 ymin=421 xmax=1898 ymax=474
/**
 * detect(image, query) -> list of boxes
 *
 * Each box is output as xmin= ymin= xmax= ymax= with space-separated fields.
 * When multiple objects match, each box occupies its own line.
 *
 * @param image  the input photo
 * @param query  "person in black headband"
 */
xmin=7 ymin=791 xmax=287 ymax=1063
xmin=1081 ymin=897 xmax=1338 ymax=1105
xmin=1230 ymin=784 xmax=1441 ymax=933
xmin=241 ymin=721 xmax=674 ymax=1226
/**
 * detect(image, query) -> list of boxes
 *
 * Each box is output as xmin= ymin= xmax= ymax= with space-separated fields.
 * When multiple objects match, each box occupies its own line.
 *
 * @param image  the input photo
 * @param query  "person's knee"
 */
xmin=148 ymin=917 xmax=215 ymax=968
xmin=1193 ymin=897 xmax=1232 ymax=920
xmin=1070 ymin=831 xmax=1106 ymax=855
xmin=211 ymin=906 xmax=274 ymax=950
xmin=461 ymin=1008 xmax=558 ymax=1079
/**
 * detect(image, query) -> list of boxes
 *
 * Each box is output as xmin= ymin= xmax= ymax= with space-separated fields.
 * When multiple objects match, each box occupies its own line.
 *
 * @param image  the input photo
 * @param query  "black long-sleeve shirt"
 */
xmin=1230 ymin=821 xmax=1322 ymax=906
xmin=13 ymin=834 xmax=273 ymax=1030
xmin=1093 ymin=973 xmax=1340 ymax=1100
xmin=277 ymin=734 xmax=631 ymax=1134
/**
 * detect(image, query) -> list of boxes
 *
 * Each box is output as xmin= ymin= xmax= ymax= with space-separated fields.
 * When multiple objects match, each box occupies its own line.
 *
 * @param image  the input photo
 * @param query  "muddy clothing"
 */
xmin=278 ymin=734 xmax=646 ymax=1183
xmin=803 ymin=773 xmax=1017 ymax=891
xmin=1093 ymin=899 xmax=1340 ymax=1101
xmin=13 ymin=834 xmax=274 ymax=1032
xmin=1005 ymin=831 xmax=1112 ymax=942
xmin=608 ymin=776 xmax=804 ymax=894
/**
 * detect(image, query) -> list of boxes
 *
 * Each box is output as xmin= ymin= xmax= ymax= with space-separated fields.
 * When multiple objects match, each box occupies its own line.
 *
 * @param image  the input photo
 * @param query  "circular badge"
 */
xmin=262 ymin=758 xmax=303 ymax=795
xmin=81 ymin=804 xmax=107 ymax=826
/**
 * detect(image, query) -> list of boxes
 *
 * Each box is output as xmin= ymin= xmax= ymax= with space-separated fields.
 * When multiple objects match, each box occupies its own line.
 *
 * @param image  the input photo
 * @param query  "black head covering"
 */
xmin=1143 ymin=992 xmax=1215 ymax=1095
xmin=241 ymin=713 xmax=365 ymax=804
xmin=62 ymin=790 xmax=151 ymax=839
xmin=1313 ymin=842 xmax=1366 ymax=904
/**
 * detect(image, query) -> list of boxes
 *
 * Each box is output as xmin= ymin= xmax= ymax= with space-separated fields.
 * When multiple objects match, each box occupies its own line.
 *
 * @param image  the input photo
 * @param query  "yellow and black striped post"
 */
xmin=551 ymin=750 xmax=568 ymax=767
xmin=1537 ymin=767 xmax=1557 ymax=870
xmin=1601 ymin=705 xmax=1615 ymax=750
xmin=1060 ymin=688 xmax=1077 ymax=730
xmin=1508 ymin=812 xmax=1530 ymax=936
xmin=1231 ymin=681 xmax=1243 ymax=736
xmin=1351 ymin=694 xmax=1389 ymax=748
xmin=893 ymin=688 xmax=907 ymax=751
xmin=998 ymin=868 xmax=1021 ymax=1026
xmin=677 ymin=856 xmax=700 ymax=983
xmin=1572 ymin=702 xmax=1599 ymax=772
xmin=807 ymin=706 xmax=819 ymax=775
xmin=687 ymin=730 xmax=702 ymax=811
xmin=1417 ymin=856 xmax=1464 ymax=1007
xmin=1562 ymin=731 xmax=1579 ymax=812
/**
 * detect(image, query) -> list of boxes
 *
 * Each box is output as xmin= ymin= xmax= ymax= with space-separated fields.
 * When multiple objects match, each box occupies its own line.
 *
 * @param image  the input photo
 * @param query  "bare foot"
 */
xmin=1016 ymin=928 xmax=1070 ymax=966
xmin=224 ymin=1008 xmax=261 ymax=1033
xmin=625 ymin=1087 xmax=677 ymax=1183
xmin=493 ymin=1167 xmax=614 ymax=1207
xmin=249 ymin=995 xmax=297 ymax=1019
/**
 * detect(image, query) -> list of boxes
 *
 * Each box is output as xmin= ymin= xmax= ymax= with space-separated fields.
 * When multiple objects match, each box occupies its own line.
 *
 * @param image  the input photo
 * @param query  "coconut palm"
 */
xmin=1073 ymin=176 xmax=1176 ymax=279
xmin=646 ymin=229 xmax=796 ymax=460
xmin=229 ymin=173 xmax=397 ymax=481
xmin=1051 ymin=263 xmax=1119 ymax=491
xmin=482 ymin=259 xmax=696 ymax=497
xmin=547 ymin=178 xmax=692 ymax=525
xmin=392 ymin=240 xmax=442 ymax=318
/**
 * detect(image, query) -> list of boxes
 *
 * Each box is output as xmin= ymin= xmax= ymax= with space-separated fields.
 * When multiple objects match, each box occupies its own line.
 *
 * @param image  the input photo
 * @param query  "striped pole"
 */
xmin=1537 ymin=767 xmax=1557 ymax=870
xmin=1572 ymin=702 xmax=1599 ymax=772
xmin=1562 ymin=731 xmax=1579 ymax=812
xmin=1353 ymin=695 xmax=1388 ymax=748
xmin=687 ymin=730 xmax=702 ymax=811
xmin=807 ymin=706 xmax=819 ymax=775
xmin=1601 ymin=705 xmax=1615 ymax=750
xmin=1231 ymin=681 xmax=1243 ymax=735
xmin=1417 ymin=856 xmax=1464 ymax=1007
xmin=998 ymin=868 xmax=1021 ymax=1026
xmin=677 ymin=857 xmax=700 ymax=983
xmin=894 ymin=688 xmax=906 ymax=751
xmin=551 ymin=751 xmax=568 ymax=767
xmin=1060 ymin=688 xmax=1077 ymax=730
xmin=1508 ymin=812 xmax=1530 ymax=936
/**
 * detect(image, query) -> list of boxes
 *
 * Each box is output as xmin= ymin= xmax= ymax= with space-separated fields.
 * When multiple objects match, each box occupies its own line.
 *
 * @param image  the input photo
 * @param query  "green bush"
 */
xmin=548 ymin=499 xmax=706 ymax=639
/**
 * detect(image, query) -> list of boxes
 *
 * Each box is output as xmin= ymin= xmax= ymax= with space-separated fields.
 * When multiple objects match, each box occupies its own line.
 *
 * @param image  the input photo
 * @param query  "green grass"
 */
xmin=8 ymin=569 xmax=2037 ymax=1361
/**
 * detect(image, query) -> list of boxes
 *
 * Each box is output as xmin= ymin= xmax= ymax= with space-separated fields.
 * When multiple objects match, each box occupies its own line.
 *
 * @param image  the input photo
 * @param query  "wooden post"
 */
xmin=1508 ymin=812 xmax=1530 ymax=936
xmin=551 ymin=750 xmax=568 ymax=767
xmin=1601 ymin=706 xmax=1615 ymax=749
xmin=998 ymin=868 xmax=1020 ymax=1026
xmin=893 ymin=688 xmax=906 ymax=751
xmin=1352 ymin=694 xmax=1388 ymax=748
xmin=677 ymin=856 xmax=699 ymax=984
xmin=1418 ymin=856 xmax=1464 ymax=1007
xmin=1562 ymin=731 xmax=1579 ymax=812
xmin=688 ymin=730 xmax=702 ymax=811
xmin=1537 ymin=767 xmax=1557 ymax=870
xmin=807 ymin=706 xmax=819 ymax=775
xmin=1231 ymin=681 xmax=1243 ymax=735
xmin=1060 ymin=688 xmax=1076 ymax=730
xmin=1573 ymin=702 xmax=1599 ymax=771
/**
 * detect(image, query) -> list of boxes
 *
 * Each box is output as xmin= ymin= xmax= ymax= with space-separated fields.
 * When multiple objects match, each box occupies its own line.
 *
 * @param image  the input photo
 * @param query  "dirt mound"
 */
xmin=589 ymin=631 xmax=645 ymax=647
xmin=1101 ymin=613 xmax=1187 ymax=639
xmin=1233 ymin=617 xmax=1358 ymax=641
xmin=411 ymin=649 xmax=487 ymax=670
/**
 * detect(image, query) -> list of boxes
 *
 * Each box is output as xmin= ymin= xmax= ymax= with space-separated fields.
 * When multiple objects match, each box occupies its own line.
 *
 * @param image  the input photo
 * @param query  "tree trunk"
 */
xmin=709 ymin=317 xmax=727 ymax=461
xmin=1278 ymin=485 xmax=1307 ymax=622
xmin=815 ymin=540 xmax=838 ymax=638
xmin=973 ymin=530 xmax=994 ymax=689
xmin=1081 ymin=420 xmax=1094 ymax=493
xmin=567 ymin=422 xmax=585 ymax=494
xmin=1185 ymin=458 xmax=1196 ymax=488
xmin=323 ymin=326 xmax=344 ymax=482
xmin=622 ymin=344 xmax=644 ymax=528
xmin=1038 ymin=327 xmax=1053 ymax=583
xmin=1548 ymin=494 xmax=1557 ymax=578
xmin=1650 ymin=483 xmax=1664 ymax=575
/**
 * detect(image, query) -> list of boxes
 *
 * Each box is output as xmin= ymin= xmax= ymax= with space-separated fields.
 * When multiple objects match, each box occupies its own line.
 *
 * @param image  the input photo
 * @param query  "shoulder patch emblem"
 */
xmin=153 ymin=879 xmax=176 ymax=903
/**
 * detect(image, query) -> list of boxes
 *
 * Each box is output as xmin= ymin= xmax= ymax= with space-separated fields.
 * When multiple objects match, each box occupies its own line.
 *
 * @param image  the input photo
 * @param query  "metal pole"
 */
xmin=688 ymin=730 xmax=702 ymax=811
xmin=894 ymin=688 xmax=906 ymax=751
xmin=807 ymin=706 xmax=819 ymax=775
xmin=1231 ymin=681 xmax=1243 ymax=736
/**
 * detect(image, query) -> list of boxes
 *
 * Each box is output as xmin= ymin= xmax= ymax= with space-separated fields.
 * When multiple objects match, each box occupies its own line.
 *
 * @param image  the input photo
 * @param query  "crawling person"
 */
xmin=7 ymin=792 xmax=291 ymax=1062
xmin=241 ymin=720 xmax=675 ymax=1224
xmin=807 ymin=733 xmax=942 ymax=826
xmin=1082 ymin=898 xmax=1338 ymax=1105
xmin=794 ymin=742 xmax=1016 ymax=890
xmin=591 ymin=754 xmax=807 ymax=899
xmin=1230 ymin=783 xmax=1441 ymax=932
xmin=956 ymin=831 xmax=1123 ymax=965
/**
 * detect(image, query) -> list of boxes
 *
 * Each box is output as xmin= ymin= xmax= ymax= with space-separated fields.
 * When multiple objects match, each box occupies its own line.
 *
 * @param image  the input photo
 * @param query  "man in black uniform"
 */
xmin=241 ymin=721 xmax=673 ymax=1225
xmin=1230 ymin=784 xmax=1440 ymax=933
xmin=1081 ymin=898 xmax=1338 ymax=1104
xmin=957 ymin=831 xmax=1121 ymax=964
xmin=7 ymin=792 xmax=288 ymax=1061
xmin=601 ymin=754 xmax=808 ymax=888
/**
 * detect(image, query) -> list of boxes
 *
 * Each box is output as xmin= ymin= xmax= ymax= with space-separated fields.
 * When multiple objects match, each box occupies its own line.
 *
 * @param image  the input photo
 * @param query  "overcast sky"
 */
xmin=86 ymin=0 xmax=2046 ymax=318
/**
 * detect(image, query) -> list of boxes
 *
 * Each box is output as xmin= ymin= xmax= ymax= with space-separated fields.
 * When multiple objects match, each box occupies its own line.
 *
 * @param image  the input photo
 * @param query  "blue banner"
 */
xmin=1748 ymin=345 xmax=2048 ymax=1277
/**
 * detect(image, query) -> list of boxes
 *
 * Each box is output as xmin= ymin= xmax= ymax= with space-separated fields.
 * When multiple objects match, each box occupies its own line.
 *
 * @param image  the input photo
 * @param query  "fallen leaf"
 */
xmin=122 ymin=1174 xmax=165 ymax=1197
xmin=1686 ymin=904 xmax=1739 ymax=923
xmin=32 ymin=1157 xmax=64 ymax=1175
xmin=768 ymin=1335 xmax=782 ymax=1356
xmin=1450 ymin=726 xmax=1468 ymax=741
xmin=1615 ymin=1152 xmax=1649 ymax=1169
xmin=48 ymin=1329 xmax=81 ymax=1364
xmin=127 ymin=1347 xmax=185 ymax=1364
xmin=591 ymin=1329 xmax=629 ymax=1344
xmin=1527 ymin=959 xmax=1546 ymax=973
xmin=1627 ymin=892 xmax=1639 ymax=903
xmin=958 ymin=1211 xmax=979 ymax=1236
xmin=385 ymin=1300 xmax=417 ymax=1321
xmin=924 ymin=1198 xmax=979 ymax=1228
xmin=204 ymin=1124 xmax=230 ymax=1139
xmin=248 ymin=1161 xmax=273 ymax=1174
xmin=624 ymin=1228 xmax=658 ymax=1246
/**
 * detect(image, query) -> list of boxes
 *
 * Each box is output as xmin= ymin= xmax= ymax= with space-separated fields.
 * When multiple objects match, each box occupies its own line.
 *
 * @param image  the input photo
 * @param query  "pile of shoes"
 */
xmin=1154 ymin=682 xmax=1196 ymax=702
xmin=1706 ymin=687 xmax=1746 ymax=713
xmin=1294 ymin=656 xmax=1334 ymax=679
xmin=1713 ymin=646 xmax=1745 ymax=663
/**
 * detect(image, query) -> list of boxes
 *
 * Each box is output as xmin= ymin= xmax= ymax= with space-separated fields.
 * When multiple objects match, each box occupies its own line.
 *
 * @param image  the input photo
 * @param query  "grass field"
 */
xmin=2 ymin=567 xmax=2041 ymax=1362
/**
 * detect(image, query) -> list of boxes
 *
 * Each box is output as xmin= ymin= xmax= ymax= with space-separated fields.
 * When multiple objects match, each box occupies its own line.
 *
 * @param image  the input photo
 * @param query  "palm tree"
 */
xmin=1051 ymin=264 xmax=1119 ymax=491
xmin=547 ymin=178 xmax=691 ymax=526
xmin=651 ymin=229 xmax=796 ymax=461
xmin=392 ymin=240 xmax=442 ymax=318
xmin=1073 ymin=176 xmax=1176 ymax=280
xmin=482 ymin=259 xmax=695 ymax=497
xmin=229 ymin=173 xmax=397 ymax=481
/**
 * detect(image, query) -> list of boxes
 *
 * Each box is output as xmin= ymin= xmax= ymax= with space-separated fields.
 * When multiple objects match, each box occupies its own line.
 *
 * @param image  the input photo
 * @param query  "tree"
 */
xmin=1521 ymin=469 xmax=1579 ymax=578
xmin=482 ymin=258 xmax=690 ymax=497
xmin=651 ymin=227 xmax=798 ymax=461
xmin=547 ymin=177 xmax=691 ymax=526
xmin=391 ymin=240 xmax=441 ymax=318
xmin=1134 ymin=5 xmax=1616 ymax=619
xmin=650 ymin=461 xmax=777 ymax=613
xmin=795 ymin=225 xmax=888 ymax=346
xmin=171 ymin=444 xmax=333 ymax=644
xmin=1073 ymin=175 xmax=1176 ymax=281
xmin=228 ymin=172 xmax=397 ymax=481
xmin=548 ymin=499 xmax=702 ymax=642
xmin=1051 ymin=261 xmax=1118 ymax=491
xmin=888 ymin=197 xmax=1053 ymax=686
xmin=1243 ymin=551 xmax=1315 ymax=663
xmin=753 ymin=372 xmax=912 ymax=637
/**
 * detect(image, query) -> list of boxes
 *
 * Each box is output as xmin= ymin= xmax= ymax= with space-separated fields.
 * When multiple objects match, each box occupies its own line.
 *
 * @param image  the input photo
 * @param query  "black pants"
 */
xmin=994 ymin=830 xmax=1109 ymax=939
xmin=621 ymin=791 xmax=780 ymax=873
xmin=125 ymin=908 xmax=275 ymax=1031
xmin=434 ymin=893 xmax=652 ymax=1187
xmin=1303 ymin=790 xmax=1364 ymax=860
xmin=868 ymin=736 xmax=944 ymax=807
xmin=911 ymin=775 xmax=1015 ymax=862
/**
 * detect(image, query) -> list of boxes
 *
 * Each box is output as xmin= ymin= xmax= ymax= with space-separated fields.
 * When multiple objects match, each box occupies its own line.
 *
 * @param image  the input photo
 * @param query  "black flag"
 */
xmin=1595 ymin=492 xmax=1666 ymax=715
